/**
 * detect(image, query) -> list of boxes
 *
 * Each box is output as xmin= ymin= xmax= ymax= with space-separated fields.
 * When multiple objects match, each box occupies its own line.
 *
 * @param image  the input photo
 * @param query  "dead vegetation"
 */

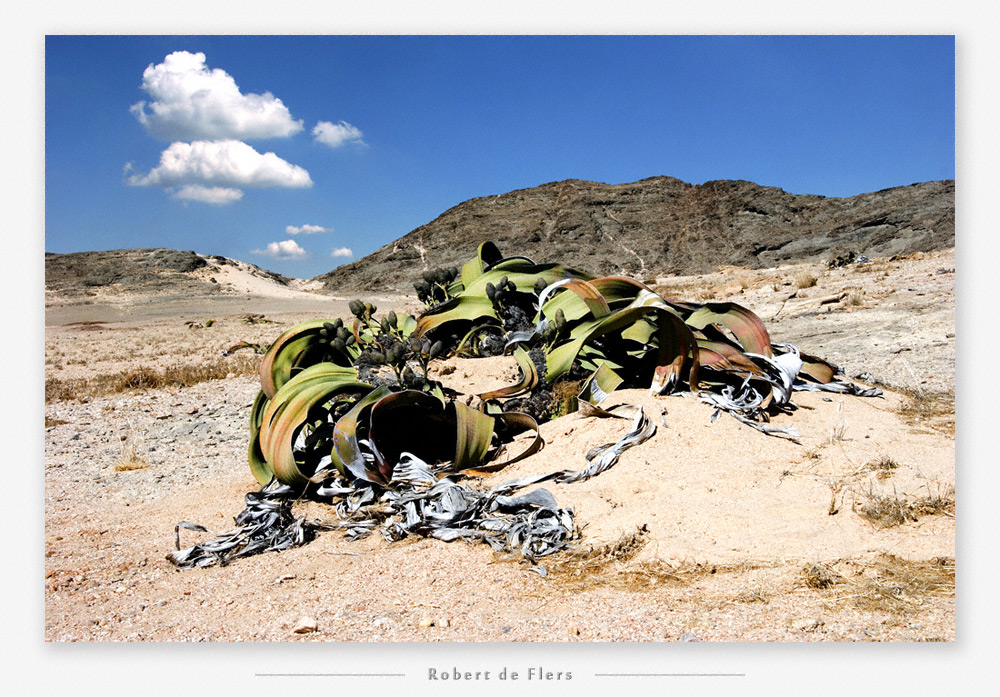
xmin=543 ymin=526 xmax=683 ymax=591
xmin=856 ymin=481 xmax=955 ymax=529
xmin=549 ymin=534 xmax=953 ymax=619
xmin=794 ymin=270 xmax=820 ymax=289
xmin=822 ymin=447 xmax=954 ymax=528
xmin=804 ymin=555 xmax=954 ymax=614
xmin=862 ymin=455 xmax=900 ymax=479
xmin=44 ymin=353 xmax=260 ymax=402
xmin=894 ymin=388 xmax=955 ymax=436
xmin=544 ymin=526 xmax=780 ymax=598
xmin=113 ymin=425 xmax=148 ymax=472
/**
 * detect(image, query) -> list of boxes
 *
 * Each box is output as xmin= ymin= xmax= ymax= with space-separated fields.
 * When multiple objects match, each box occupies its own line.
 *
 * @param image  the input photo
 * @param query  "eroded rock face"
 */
xmin=313 ymin=177 xmax=954 ymax=292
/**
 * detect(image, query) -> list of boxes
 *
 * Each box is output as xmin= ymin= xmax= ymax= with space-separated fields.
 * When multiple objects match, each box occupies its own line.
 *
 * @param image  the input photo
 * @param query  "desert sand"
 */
xmin=43 ymin=250 xmax=955 ymax=643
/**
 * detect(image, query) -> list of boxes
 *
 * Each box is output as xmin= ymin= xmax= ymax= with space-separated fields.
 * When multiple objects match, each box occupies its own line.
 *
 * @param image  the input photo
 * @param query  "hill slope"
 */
xmin=314 ymin=176 xmax=954 ymax=293
xmin=45 ymin=248 xmax=296 ymax=301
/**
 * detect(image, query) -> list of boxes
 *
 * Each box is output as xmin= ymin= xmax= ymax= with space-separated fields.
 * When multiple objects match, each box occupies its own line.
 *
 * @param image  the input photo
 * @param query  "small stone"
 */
xmin=436 ymin=617 xmax=450 ymax=628
xmin=292 ymin=616 xmax=318 ymax=634
xmin=186 ymin=406 xmax=199 ymax=415
xmin=679 ymin=631 xmax=701 ymax=642
xmin=418 ymin=617 xmax=434 ymax=628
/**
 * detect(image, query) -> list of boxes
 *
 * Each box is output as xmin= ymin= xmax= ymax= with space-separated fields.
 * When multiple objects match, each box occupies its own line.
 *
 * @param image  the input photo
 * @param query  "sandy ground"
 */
xmin=43 ymin=251 xmax=955 ymax=644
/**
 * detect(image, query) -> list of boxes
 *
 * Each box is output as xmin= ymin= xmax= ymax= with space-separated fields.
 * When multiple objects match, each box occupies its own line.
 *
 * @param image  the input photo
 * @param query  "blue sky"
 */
xmin=44 ymin=35 xmax=955 ymax=279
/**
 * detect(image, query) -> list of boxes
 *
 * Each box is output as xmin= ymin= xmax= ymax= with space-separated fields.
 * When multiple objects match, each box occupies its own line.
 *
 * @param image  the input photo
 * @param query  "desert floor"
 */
xmin=43 ymin=250 xmax=955 ymax=643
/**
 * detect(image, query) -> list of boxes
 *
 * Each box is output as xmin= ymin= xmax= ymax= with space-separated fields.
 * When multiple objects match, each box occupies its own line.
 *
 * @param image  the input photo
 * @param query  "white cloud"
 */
xmin=130 ymin=51 xmax=303 ymax=141
xmin=126 ymin=140 xmax=313 ymax=190
xmin=313 ymin=120 xmax=365 ymax=148
xmin=251 ymin=239 xmax=308 ymax=260
xmin=170 ymin=185 xmax=244 ymax=205
xmin=331 ymin=247 xmax=354 ymax=258
xmin=286 ymin=224 xmax=330 ymax=235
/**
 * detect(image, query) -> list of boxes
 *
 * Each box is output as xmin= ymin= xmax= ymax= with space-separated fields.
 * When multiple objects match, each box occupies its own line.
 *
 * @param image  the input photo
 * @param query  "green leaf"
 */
xmin=257 ymin=364 xmax=373 ymax=487
xmin=248 ymin=390 xmax=273 ymax=485
xmin=330 ymin=385 xmax=393 ymax=484
xmin=798 ymin=351 xmax=839 ymax=383
xmin=451 ymin=400 xmax=498 ymax=472
xmin=460 ymin=240 xmax=504 ymax=288
xmin=414 ymin=295 xmax=499 ymax=339
xmin=478 ymin=345 xmax=539 ymax=401
xmin=259 ymin=319 xmax=353 ymax=398
xmin=684 ymin=302 xmax=773 ymax=357
xmin=546 ymin=305 xmax=695 ymax=394
xmin=579 ymin=363 xmax=624 ymax=407
xmin=538 ymin=278 xmax=611 ymax=322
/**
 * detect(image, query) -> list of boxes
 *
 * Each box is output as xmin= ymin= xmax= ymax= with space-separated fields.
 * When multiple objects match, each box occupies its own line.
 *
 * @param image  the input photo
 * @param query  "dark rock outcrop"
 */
xmin=313 ymin=176 xmax=954 ymax=292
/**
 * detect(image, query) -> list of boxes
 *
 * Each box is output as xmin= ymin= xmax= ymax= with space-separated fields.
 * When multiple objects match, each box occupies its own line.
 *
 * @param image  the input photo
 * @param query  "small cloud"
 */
xmin=313 ymin=120 xmax=365 ymax=148
xmin=171 ymin=185 xmax=244 ymax=204
xmin=251 ymin=239 xmax=308 ymax=260
xmin=126 ymin=140 xmax=312 ymax=191
xmin=130 ymin=50 xmax=303 ymax=141
xmin=286 ymin=224 xmax=330 ymax=235
xmin=330 ymin=247 xmax=354 ymax=258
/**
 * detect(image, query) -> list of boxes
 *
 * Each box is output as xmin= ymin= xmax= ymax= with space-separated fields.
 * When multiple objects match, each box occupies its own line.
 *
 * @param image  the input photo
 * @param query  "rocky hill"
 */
xmin=314 ymin=176 xmax=954 ymax=292
xmin=45 ymin=248 xmax=294 ymax=300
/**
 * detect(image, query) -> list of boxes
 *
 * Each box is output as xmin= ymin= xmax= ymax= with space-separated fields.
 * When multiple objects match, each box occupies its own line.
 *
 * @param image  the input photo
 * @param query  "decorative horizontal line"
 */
xmin=594 ymin=673 xmax=745 ymax=677
xmin=255 ymin=673 xmax=406 ymax=678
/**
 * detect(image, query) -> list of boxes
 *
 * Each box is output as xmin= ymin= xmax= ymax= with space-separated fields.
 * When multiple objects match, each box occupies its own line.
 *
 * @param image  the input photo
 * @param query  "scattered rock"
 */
xmin=292 ymin=616 xmax=318 ymax=634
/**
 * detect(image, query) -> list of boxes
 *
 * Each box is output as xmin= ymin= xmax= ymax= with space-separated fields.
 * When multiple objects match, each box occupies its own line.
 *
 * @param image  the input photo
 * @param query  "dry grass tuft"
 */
xmin=857 ymin=485 xmax=916 ymax=528
xmin=836 ymin=555 xmax=954 ymax=613
xmin=803 ymin=562 xmax=846 ymax=589
xmin=550 ymin=379 xmax=582 ymax=418
xmin=794 ymin=270 xmax=819 ymax=289
xmin=912 ymin=483 xmax=956 ymax=517
xmin=553 ymin=525 xmax=650 ymax=571
xmin=845 ymin=289 xmax=865 ymax=306
xmin=803 ymin=555 xmax=954 ymax=615
xmin=856 ymin=482 xmax=954 ymax=528
xmin=45 ymin=353 xmax=260 ymax=403
xmin=544 ymin=527 xmax=784 ymax=596
xmin=114 ymin=427 xmax=148 ymax=472
xmin=893 ymin=389 xmax=955 ymax=436
xmin=544 ymin=526 xmax=682 ymax=591
xmin=863 ymin=455 xmax=901 ymax=480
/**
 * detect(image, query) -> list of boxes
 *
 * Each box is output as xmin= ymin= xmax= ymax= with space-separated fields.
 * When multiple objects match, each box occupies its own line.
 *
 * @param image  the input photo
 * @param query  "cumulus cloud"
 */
xmin=286 ymin=224 xmax=330 ymax=235
xmin=313 ymin=120 xmax=365 ymax=148
xmin=126 ymin=140 xmax=312 ymax=190
xmin=251 ymin=239 xmax=308 ymax=260
xmin=130 ymin=51 xmax=303 ymax=141
xmin=331 ymin=247 xmax=354 ymax=258
xmin=170 ymin=185 xmax=244 ymax=205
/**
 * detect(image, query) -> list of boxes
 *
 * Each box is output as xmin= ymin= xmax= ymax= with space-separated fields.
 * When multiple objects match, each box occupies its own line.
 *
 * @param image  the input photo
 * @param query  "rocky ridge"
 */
xmin=314 ymin=176 xmax=954 ymax=292
xmin=45 ymin=248 xmax=294 ymax=301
